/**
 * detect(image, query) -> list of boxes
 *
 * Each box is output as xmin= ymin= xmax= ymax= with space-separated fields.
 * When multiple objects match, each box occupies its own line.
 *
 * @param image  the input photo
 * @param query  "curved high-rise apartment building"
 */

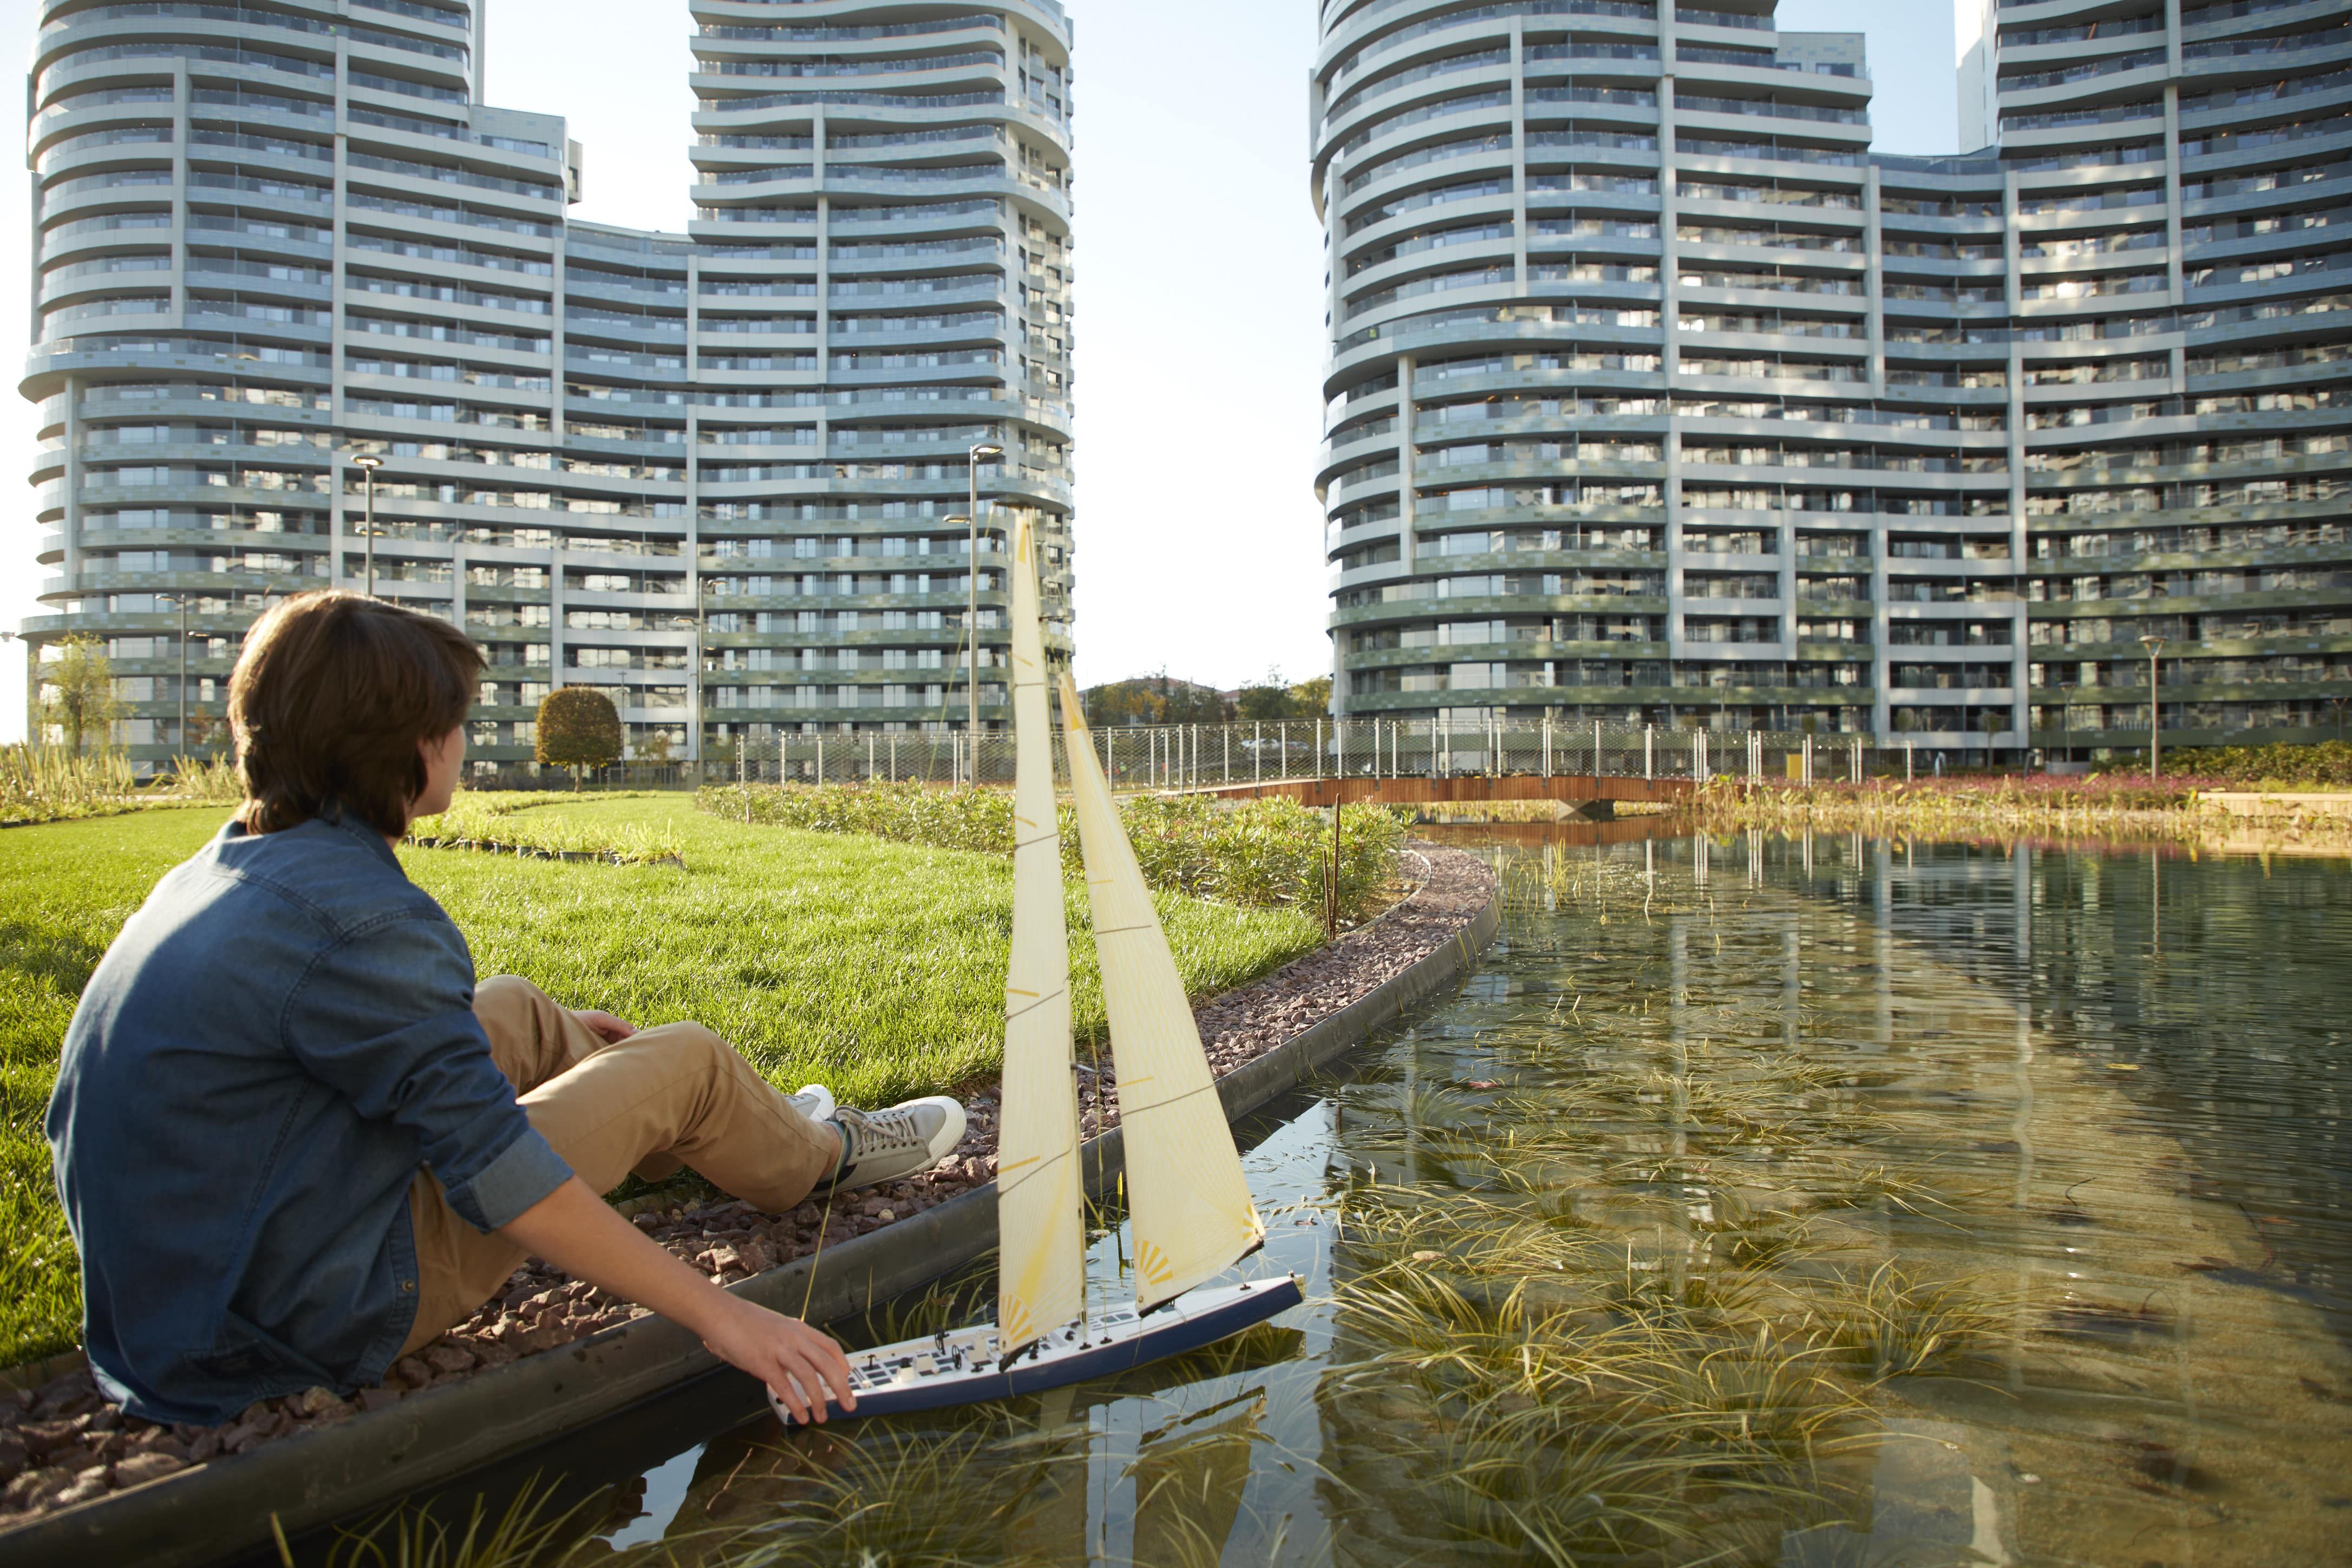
xmin=23 ymin=0 xmax=1075 ymax=771
xmin=1314 ymin=0 xmax=2352 ymax=758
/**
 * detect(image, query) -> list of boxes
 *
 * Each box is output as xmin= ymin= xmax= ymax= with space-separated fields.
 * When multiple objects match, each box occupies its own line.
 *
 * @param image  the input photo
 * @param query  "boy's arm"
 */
xmin=499 ymin=1177 xmax=857 ymax=1423
xmin=286 ymin=916 xmax=574 ymax=1232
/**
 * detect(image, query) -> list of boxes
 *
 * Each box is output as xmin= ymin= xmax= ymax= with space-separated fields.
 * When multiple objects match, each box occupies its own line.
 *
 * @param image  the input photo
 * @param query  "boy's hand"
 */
xmin=498 ymin=1179 xmax=857 ymax=1423
xmin=571 ymin=1008 xmax=636 ymax=1042
xmin=697 ymin=1296 xmax=860 ymax=1425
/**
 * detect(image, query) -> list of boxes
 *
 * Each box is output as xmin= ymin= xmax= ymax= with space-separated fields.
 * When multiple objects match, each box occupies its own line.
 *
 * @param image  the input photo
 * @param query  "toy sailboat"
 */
xmin=774 ymin=517 xmax=1302 ymax=1424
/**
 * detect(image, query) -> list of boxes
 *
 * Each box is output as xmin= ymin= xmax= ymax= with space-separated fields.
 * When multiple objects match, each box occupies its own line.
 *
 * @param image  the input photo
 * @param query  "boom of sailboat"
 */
xmin=773 ymin=513 xmax=1302 ymax=1425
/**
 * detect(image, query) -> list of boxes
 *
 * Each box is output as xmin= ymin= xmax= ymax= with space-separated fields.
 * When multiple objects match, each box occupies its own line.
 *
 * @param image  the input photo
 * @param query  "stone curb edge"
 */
xmin=0 ymin=879 xmax=1503 ymax=1568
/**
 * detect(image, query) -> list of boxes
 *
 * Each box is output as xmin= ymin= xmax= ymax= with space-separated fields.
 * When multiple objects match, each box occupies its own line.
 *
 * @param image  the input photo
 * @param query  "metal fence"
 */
xmin=706 ymin=718 xmax=1881 ymax=790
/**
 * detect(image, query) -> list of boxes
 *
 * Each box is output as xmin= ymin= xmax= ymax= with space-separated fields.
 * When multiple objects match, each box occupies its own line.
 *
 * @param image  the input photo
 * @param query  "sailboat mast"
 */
xmin=995 ymin=515 xmax=1084 ymax=1353
xmin=1055 ymin=675 xmax=1265 ymax=1310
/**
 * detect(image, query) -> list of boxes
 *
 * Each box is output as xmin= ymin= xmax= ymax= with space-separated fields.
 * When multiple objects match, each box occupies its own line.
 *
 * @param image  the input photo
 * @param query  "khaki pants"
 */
xmin=399 ymin=976 xmax=839 ymax=1356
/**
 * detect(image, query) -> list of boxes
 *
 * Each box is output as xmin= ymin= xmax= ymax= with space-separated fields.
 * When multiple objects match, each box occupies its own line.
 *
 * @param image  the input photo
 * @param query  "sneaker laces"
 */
xmin=836 ymin=1103 xmax=925 ymax=1164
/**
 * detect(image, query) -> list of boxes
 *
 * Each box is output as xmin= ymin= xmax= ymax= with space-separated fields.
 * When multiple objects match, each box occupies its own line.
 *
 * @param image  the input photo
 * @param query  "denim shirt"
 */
xmin=46 ymin=811 xmax=573 ymax=1425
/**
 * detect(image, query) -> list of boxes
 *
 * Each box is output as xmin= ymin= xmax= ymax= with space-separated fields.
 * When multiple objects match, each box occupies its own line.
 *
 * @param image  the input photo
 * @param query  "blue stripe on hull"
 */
xmin=795 ymin=1277 xmax=1304 ymax=1425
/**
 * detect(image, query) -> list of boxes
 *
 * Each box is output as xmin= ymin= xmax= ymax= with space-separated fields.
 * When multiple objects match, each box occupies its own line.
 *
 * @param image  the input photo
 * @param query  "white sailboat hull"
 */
xmin=772 ymin=1276 xmax=1304 ymax=1426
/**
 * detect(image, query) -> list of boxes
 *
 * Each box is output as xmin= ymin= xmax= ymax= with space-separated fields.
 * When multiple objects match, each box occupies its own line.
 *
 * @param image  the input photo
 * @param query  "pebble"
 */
xmin=111 ymin=1452 xmax=184 ymax=1488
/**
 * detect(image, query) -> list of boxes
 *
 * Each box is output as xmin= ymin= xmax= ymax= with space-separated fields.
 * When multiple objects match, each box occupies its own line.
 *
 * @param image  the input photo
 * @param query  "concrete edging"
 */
xmin=0 ymin=879 xmax=1504 ymax=1568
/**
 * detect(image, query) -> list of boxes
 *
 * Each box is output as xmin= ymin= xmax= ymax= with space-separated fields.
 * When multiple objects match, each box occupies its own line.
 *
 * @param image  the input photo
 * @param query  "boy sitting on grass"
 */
xmin=46 ymin=589 xmax=966 ymax=1427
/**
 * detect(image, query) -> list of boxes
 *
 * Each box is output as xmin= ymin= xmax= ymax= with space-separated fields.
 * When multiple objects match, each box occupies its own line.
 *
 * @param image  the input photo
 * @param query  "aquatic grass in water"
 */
xmin=1806 ymin=1260 xmax=2014 ymax=1381
xmin=205 ymin=831 xmax=2352 ymax=1564
xmin=1281 ymin=850 xmax=2082 ymax=1562
xmin=283 ymin=1475 xmax=599 ymax=1568
xmin=603 ymin=1333 xmax=1323 ymax=1568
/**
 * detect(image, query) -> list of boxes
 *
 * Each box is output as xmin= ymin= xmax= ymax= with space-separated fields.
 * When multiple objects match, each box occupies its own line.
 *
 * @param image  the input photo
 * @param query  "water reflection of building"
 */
xmin=1863 ymin=839 xmax=2352 ymax=1341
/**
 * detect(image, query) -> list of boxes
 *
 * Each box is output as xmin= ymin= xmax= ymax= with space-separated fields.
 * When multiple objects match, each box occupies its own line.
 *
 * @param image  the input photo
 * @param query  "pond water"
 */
xmin=432 ymin=828 xmax=2352 ymax=1567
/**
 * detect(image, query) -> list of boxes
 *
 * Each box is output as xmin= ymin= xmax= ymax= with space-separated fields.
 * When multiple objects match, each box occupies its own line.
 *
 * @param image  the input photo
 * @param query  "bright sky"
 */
xmin=0 ymin=0 xmax=1958 ymax=737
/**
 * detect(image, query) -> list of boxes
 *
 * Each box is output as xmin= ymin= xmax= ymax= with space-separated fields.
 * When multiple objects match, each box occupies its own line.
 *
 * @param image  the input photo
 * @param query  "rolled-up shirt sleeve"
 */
xmin=281 ymin=909 xmax=572 ymax=1232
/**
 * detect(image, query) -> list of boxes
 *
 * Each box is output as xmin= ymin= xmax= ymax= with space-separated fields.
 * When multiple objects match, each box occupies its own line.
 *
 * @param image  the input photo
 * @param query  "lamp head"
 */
xmin=2139 ymin=634 xmax=2166 ymax=650
xmin=970 ymin=443 xmax=1004 ymax=461
xmin=944 ymin=513 xmax=970 ymax=526
xmin=351 ymin=453 xmax=384 ymax=472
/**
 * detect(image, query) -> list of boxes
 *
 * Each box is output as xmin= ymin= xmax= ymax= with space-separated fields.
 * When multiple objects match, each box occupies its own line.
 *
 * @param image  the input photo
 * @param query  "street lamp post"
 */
xmin=943 ymin=514 xmax=970 ymax=783
xmin=2139 ymin=633 xmax=2166 ymax=779
xmin=675 ymin=579 xmax=714 ymax=777
xmin=966 ymin=441 xmax=1003 ymax=752
xmin=350 ymin=453 xmax=384 ymax=598
xmin=155 ymin=591 xmax=189 ymax=758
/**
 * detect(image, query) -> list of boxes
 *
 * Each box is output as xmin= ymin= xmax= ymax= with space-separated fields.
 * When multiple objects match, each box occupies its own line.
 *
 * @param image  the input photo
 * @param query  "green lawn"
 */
xmin=0 ymin=796 xmax=1324 ymax=1368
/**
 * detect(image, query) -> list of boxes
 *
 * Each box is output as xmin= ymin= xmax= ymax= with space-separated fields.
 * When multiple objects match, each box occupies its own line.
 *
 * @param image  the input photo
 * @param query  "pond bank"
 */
xmin=0 ymin=850 xmax=1499 ymax=1566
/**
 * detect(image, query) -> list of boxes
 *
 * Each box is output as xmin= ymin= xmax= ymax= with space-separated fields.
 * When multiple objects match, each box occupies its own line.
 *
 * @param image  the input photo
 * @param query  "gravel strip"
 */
xmin=0 ymin=846 xmax=1495 ymax=1520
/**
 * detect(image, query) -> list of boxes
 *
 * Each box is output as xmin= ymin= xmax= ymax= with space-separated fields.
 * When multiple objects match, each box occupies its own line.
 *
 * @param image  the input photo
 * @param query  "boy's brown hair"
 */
xmin=230 ymin=591 xmax=483 ymax=837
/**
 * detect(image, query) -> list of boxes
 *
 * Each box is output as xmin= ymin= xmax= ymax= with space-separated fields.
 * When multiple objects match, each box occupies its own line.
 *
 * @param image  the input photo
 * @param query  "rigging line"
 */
xmin=997 ymin=1145 xmax=1077 ymax=1195
xmin=1002 ymin=987 xmax=1068 ymax=1023
xmin=796 ymin=1161 xmax=841 ymax=1325
xmin=1114 ymin=1076 xmax=1229 ymax=1114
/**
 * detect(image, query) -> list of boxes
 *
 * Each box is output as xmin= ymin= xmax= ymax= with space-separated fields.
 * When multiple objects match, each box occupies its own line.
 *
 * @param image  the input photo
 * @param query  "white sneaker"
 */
xmin=789 ymin=1083 xmax=837 ymax=1122
xmin=814 ymin=1096 xmax=966 ymax=1195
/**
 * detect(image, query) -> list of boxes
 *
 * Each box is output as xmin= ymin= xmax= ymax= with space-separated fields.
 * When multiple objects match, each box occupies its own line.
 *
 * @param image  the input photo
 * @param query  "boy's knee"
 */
xmin=471 ymin=977 xmax=560 ymax=1062
xmin=657 ymin=1022 xmax=733 ymax=1064
xmin=473 ymin=975 xmax=545 ymax=1018
xmin=627 ymin=1022 xmax=764 ymax=1086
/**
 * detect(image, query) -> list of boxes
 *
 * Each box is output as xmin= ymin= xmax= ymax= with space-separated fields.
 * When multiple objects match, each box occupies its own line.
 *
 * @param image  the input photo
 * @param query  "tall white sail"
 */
xmin=1056 ymin=675 xmax=1265 ymax=1309
xmin=995 ymin=514 xmax=1083 ymax=1353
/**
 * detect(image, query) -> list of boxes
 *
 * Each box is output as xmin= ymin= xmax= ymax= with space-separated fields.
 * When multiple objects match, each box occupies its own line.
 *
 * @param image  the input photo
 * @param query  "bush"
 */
xmin=408 ymin=789 xmax=682 ymax=864
xmin=0 ymin=747 xmax=240 ymax=827
xmin=534 ymin=687 xmax=622 ymax=787
xmin=1707 ymin=774 xmax=2211 ymax=814
xmin=2101 ymin=740 xmax=2352 ymax=789
xmin=0 ymin=746 xmax=140 ymax=825
xmin=1121 ymin=793 xmax=1397 ymax=923
xmin=696 ymin=782 xmax=1407 ymax=925
xmin=703 ymin=779 xmax=1012 ymax=853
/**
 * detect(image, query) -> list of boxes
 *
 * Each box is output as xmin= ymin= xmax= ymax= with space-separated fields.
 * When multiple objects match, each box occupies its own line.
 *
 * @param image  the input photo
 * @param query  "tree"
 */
xmin=1237 ymin=668 xmax=1331 ymax=722
xmin=1236 ymin=667 xmax=1294 ymax=722
xmin=40 ymin=636 xmax=122 ymax=756
xmin=636 ymin=730 xmax=674 ymax=766
xmin=535 ymin=686 xmax=622 ymax=790
xmin=183 ymin=711 xmax=221 ymax=757
xmin=1081 ymin=670 xmax=1232 ymax=727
